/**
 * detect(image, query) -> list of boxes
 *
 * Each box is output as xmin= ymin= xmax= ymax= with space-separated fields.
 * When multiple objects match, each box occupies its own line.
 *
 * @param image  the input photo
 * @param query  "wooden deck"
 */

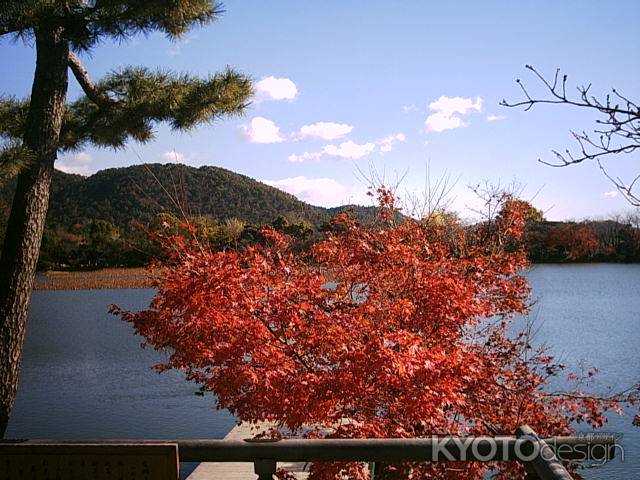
xmin=186 ymin=423 xmax=310 ymax=479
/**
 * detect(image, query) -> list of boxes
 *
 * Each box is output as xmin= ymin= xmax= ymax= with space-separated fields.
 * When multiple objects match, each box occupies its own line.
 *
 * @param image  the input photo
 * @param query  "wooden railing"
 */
xmin=0 ymin=425 xmax=618 ymax=480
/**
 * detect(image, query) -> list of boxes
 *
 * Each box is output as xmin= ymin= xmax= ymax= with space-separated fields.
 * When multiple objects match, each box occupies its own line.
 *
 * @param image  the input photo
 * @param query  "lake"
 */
xmin=5 ymin=264 xmax=639 ymax=479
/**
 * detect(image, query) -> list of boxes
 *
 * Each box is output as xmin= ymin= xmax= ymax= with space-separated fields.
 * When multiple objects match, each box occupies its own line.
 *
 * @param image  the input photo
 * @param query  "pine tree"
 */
xmin=0 ymin=0 xmax=252 ymax=436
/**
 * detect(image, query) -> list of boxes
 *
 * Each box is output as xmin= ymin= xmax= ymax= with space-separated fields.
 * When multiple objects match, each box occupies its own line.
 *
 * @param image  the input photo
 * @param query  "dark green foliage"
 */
xmin=0 ymin=163 xmax=374 ymax=269
xmin=0 ymin=68 xmax=252 ymax=155
xmin=61 ymin=67 xmax=252 ymax=150
xmin=326 ymin=204 xmax=380 ymax=224
xmin=272 ymin=215 xmax=314 ymax=240
xmin=1 ymin=1 xmax=224 ymax=49
xmin=0 ymin=98 xmax=28 ymax=141
xmin=327 ymin=204 xmax=406 ymax=225
xmin=0 ymin=99 xmax=33 ymax=183
xmin=38 ymin=219 xmax=127 ymax=270
xmin=0 ymin=143 xmax=35 ymax=185
xmin=38 ymin=163 xmax=330 ymax=229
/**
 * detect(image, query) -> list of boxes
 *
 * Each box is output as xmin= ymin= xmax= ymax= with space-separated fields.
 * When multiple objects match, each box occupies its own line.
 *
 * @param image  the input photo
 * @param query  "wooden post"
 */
xmin=523 ymin=461 xmax=541 ymax=480
xmin=254 ymin=459 xmax=276 ymax=480
xmin=370 ymin=461 xmax=379 ymax=480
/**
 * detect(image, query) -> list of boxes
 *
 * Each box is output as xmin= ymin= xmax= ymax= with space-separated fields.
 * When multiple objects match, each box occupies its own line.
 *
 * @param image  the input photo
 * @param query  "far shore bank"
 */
xmin=34 ymin=262 xmax=639 ymax=291
xmin=34 ymin=268 xmax=153 ymax=291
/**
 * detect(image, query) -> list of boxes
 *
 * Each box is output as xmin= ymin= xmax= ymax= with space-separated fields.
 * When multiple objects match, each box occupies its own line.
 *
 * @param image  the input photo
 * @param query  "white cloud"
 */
xmin=603 ymin=191 xmax=619 ymax=198
xmin=160 ymin=151 xmax=204 ymax=163
xmin=429 ymin=96 xmax=484 ymax=116
xmin=74 ymin=152 xmax=92 ymax=164
xmin=161 ymin=151 xmax=187 ymax=163
xmin=57 ymin=152 xmax=93 ymax=176
xmin=425 ymin=113 xmax=464 ymax=132
xmin=243 ymin=117 xmax=284 ymax=144
xmin=377 ymin=133 xmax=406 ymax=153
xmin=254 ymin=76 xmax=298 ymax=102
xmin=425 ymin=96 xmax=483 ymax=133
xmin=297 ymin=122 xmax=353 ymax=141
xmin=288 ymin=151 xmax=323 ymax=163
xmin=487 ymin=114 xmax=506 ymax=122
xmin=324 ymin=140 xmax=376 ymax=160
xmin=288 ymin=133 xmax=406 ymax=162
xmin=288 ymin=140 xmax=376 ymax=162
xmin=262 ymin=176 xmax=367 ymax=207
xmin=289 ymin=141 xmax=374 ymax=162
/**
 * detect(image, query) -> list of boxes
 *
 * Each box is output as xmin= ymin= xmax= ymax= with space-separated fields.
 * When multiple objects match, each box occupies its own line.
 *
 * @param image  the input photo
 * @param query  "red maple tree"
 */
xmin=546 ymin=224 xmax=600 ymax=261
xmin=112 ymin=189 xmax=625 ymax=479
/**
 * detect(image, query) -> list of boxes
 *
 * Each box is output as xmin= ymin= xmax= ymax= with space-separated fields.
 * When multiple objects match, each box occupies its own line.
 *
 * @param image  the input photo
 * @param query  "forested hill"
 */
xmin=0 ymin=163 xmax=382 ymax=269
xmin=1 ymin=163 xmax=639 ymax=270
xmin=1 ymin=163 xmax=332 ymax=230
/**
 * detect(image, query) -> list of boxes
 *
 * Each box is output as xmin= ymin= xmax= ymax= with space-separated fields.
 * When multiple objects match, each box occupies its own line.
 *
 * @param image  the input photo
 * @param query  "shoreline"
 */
xmin=34 ymin=268 xmax=154 ymax=290
xmin=33 ymin=262 xmax=639 ymax=291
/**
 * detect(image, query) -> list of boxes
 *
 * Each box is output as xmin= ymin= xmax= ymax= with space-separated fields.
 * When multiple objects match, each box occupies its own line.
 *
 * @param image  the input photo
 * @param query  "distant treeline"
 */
xmin=31 ymin=213 xmax=640 ymax=270
xmin=524 ymin=216 xmax=640 ymax=263
xmin=1 ymin=163 xmax=638 ymax=270
xmin=37 ymin=213 xmax=321 ymax=270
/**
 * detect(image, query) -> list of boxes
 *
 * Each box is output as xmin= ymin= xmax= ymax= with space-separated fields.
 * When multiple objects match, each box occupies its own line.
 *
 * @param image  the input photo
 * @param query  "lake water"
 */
xmin=5 ymin=264 xmax=639 ymax=479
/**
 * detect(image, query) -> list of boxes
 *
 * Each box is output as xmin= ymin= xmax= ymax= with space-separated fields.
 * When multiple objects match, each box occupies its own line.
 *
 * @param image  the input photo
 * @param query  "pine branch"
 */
xmin=0 ymin=142 xmax=34 ymax=185
xmin=60 ymin=66 xmax=253 ymax=151
xmin=1 ymin=1 xmax=226 ymax=49
xmin=68 ymin=52 xmax=115 ymax=109
xmin=2 ymin=67 xmax=253 ymax=153
xmin=0 ymin=97 xmax=28 ymax=142
xmin=70 ymin=0 xmax=225 ymax=48
xmin=0 ymin=0 xmax=61 ymax=37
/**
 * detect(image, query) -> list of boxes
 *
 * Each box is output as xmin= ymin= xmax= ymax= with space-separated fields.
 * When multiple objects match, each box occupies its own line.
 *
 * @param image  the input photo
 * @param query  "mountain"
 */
xmin=0 ymin=163 xmax=379 ymax=269
xmin=2 ymin=163 xmax=371 ymax=229
xmin=53 ymin=163 xmax=333 ymax=228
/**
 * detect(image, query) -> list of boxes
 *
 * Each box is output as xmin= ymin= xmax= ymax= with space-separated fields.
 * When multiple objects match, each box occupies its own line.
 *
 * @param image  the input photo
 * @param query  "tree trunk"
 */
xmin=0 ymin=27 xmax=69 ymax=437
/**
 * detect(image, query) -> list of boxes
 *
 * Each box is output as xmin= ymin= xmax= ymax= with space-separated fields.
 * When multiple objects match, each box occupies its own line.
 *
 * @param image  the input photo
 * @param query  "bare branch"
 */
xmin=503 ymin=65 xmax=639 ymax=205
xmin=598 ymin=160 xmax=640 ymax=207
xmin=502 ymin=66 xmax=638 ymax=116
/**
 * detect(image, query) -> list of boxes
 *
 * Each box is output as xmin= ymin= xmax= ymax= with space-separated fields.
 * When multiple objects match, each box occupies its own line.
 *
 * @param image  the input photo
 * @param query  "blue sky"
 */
xmin=1 ymin=0 xmax=639 ymax=220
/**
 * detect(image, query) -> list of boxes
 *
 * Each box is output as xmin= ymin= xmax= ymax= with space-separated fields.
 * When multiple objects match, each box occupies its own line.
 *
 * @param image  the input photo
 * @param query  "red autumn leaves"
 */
xmin=112 ymin=189 xmax=619 ymax=479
